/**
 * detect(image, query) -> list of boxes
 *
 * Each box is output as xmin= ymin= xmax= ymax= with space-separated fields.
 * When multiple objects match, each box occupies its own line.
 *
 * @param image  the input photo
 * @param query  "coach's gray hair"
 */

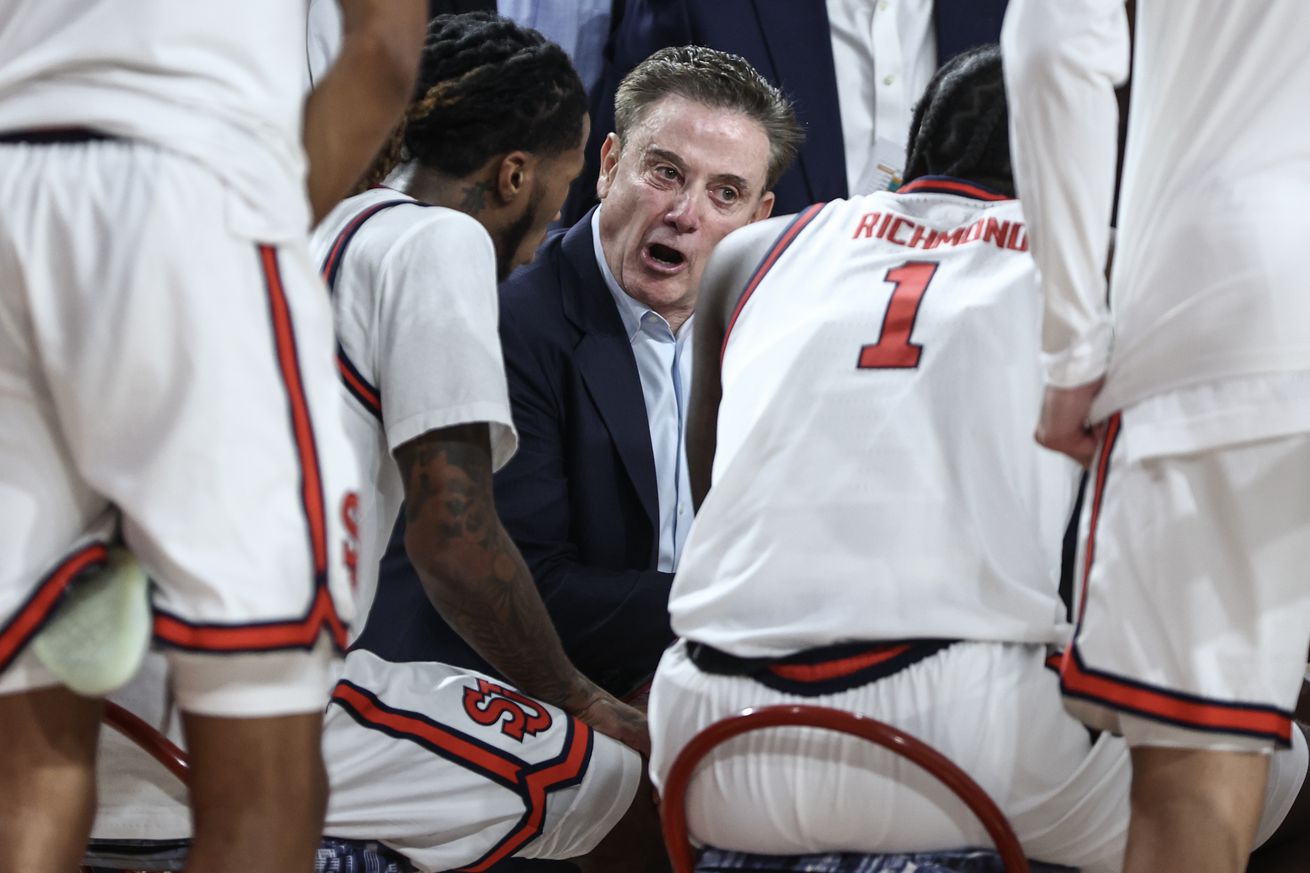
xmin=613 ymin=45 xmax=804 ymax=191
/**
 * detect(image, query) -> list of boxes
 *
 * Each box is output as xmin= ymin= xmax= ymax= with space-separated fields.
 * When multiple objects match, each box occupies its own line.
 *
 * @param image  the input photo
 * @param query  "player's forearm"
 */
xmin=303 ymin=0 xmax=425 ymax=223
xmin=1002 ymin=0 xmax=1128 ymax=386
xmin=406 ymin=522 xmax=601 ymax=714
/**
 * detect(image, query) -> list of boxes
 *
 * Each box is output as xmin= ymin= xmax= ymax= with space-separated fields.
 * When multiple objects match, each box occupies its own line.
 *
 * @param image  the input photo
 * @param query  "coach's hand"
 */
xmin=572 ymin=688 xmax=651 ymax=757
xmin=1035 ymin=378 xmax=1106 ymax=468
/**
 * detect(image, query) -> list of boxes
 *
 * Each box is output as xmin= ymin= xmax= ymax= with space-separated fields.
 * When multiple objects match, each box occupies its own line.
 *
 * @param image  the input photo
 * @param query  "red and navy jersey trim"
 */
xmin=1062 ymin=647 xmax=1294 ymax=746
xmin=897 ymin=176 xmax=1012 ymax=202
xmin=330 ymin=679 xmax=594 ymax=871
xmin=319 ymin=198 xmax=429 ymax=423
xmin=154 ymin=245 xmax=348 ymax=654
xmin=688 ymin=638 xmax=954 ymax=697
xmin=0 ymin=542 xmax=109 ymax=673
xmin=721 ymin=202 xmax=827 ymax=364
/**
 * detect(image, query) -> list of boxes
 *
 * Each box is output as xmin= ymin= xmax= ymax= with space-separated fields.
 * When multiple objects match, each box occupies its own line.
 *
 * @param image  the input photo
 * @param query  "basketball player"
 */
xmin=1003 ymin=2 xmax=1310 ymax=871
xmin=0 ymin=2 xmax=424 ymax=872
xmin=309 ymin=15 xmax=663 ymax=872
xmin=647 ymin=46 xmax=1309 ymax=873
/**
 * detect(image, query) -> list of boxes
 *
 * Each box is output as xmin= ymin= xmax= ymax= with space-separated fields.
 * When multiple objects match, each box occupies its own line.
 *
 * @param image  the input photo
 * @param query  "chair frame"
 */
xmin=658 ymin=704 xmax=1031 ymax=873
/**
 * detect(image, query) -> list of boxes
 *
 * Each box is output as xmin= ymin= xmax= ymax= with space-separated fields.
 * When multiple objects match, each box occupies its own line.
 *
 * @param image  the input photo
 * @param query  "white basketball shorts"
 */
xmin=1061 ymin=415 xmax=1310 ymax=751
xmin=0 ymin=136 xmax=358 ymax=715
xmin=321 ymin=650 xmax=642 ymax=872
xmin=650 ymin=639 xmax=1306 ymax=873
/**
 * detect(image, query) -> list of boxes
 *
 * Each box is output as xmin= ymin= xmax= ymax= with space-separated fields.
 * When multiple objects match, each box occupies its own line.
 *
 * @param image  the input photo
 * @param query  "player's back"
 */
xmin=670 ymin=179 xmax=1079 ymax=659
xmin=0 ymin=0 xmax=311 ymax=236
xmin=1097 ymin=0 xmax=1310 ymax=416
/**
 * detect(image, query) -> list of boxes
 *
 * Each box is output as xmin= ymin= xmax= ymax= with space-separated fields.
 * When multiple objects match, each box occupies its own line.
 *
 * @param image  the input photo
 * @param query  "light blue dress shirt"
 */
xmin=591 ymin=208 xmax=694 ymax=572
xmin=499 ymin=0 xmax=612 ymax=97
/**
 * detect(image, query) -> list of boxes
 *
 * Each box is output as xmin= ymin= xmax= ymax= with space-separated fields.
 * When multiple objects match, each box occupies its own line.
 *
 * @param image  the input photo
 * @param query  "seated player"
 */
xmin=646 ymin=45 xmax=1310 ymax=872
xmin=309 ymin=14 xmax=665 ymax=873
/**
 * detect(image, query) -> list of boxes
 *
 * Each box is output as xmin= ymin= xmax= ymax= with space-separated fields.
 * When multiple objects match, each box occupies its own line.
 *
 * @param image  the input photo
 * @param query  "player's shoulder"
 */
xmin=316 ymin=189 xmax=493 ymax=266
xmin=701 ymin=208 xmax=827 ymax=326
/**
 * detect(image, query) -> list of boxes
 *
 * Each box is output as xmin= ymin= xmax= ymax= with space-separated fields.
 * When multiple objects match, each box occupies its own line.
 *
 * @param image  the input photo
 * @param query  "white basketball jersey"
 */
xmin=0 ymin=0 xmax=311 ymax=237
xmin=670 ymin=179 xmax=1080 ymax=658
xmin=311 ymin=190 xmax=518 ymax=629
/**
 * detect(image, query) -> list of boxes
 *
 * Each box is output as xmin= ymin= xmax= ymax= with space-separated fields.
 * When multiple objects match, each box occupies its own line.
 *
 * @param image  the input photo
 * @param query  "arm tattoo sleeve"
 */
xmin=395 ymin=423 xmax=592 ymax=711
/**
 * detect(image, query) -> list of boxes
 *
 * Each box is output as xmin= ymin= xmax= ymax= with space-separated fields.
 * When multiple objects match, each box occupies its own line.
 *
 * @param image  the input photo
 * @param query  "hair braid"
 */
xmin=356 ymin=11 xmax=587 ymax=191
xmin=903 ymin=44 xmax=1013 ymax=196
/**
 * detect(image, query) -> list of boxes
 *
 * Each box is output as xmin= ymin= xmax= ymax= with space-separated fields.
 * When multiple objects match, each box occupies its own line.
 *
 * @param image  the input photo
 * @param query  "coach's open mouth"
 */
xmin=644 ymin=242 xmax=686 ymax=272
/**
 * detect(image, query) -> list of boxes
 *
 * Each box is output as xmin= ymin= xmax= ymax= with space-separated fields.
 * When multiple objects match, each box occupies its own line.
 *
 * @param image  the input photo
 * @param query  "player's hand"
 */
xmin=1035 ymin=378 xmax=1106 ymax=468
xmin=572 ymin=689 xmax=651 ymax=756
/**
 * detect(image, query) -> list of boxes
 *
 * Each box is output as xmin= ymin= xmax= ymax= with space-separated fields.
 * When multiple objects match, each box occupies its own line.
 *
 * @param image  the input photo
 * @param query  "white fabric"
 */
xmin=826 ymin=0 xmax=936 ymax=193
xmin=306 ymin=0 xmax=343 ymax=90
xmin=1065 ymin=428 xmax=1310 ymax=751
xmin=671 ymin=191 xmax=1079 ymax=658
xmin=0 ymin=141 xmax=356 ymax=705
xmin=651 ymin=640 xmax=1304 ymax=868
xmin=650 ymin=640 xmax=1131 ymax=871
xmin=322 ymin=650 xmax=642 ymax=871
xmin=1120 ymin=370 xmax=1310 ymax=464
xmin=89 ymin=653 xmax=191 ymax=840
xmin=0 ymin=0 xmax=312 ymax=238
xmin=592 ymin=209 xmax=694 ymax=571
xmin=311 ymin=189 xmax=518 ymax=629
xmin=1004 ymin=0 xmax=1310 ymax=420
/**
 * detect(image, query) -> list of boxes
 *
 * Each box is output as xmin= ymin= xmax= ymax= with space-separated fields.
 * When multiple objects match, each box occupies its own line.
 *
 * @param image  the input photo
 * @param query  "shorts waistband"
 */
xmin=685 ymin=639 xmax=956 ymax=697
xmin=0 ymin=127 xmax=115 ymax=145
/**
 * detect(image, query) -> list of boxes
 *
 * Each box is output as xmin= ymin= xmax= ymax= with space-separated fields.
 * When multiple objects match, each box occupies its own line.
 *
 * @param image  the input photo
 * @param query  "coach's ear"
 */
xmin=596 ymin=132 xmax=621 ymax=201
xmin=751 ymin=190 xmax=775 ymax=223
xmin=496 ymin=151 xmax=532 ymax=205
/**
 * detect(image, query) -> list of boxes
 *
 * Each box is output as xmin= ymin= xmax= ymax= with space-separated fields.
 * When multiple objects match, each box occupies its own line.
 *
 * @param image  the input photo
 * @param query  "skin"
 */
xmin=402 ymin=116 xmax=590 ymax=281
xmin=596 ymin=95 xmax=775 ymax=333
xmin=303 ymin=0 xmax=426 ymax=223
xmin=1034 ymin=379 xmax=1106 ymax=468
xmin=0 ymin=687 xmax=329 ymax=873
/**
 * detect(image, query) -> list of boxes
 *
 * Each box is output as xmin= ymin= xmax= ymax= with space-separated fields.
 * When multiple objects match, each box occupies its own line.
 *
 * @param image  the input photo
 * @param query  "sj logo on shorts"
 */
xmin=462 ymin=678 xmax=553 ymax=741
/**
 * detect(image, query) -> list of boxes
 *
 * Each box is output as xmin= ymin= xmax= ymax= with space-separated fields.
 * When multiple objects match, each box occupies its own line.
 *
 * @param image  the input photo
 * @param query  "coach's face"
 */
xmin=596 ymin=95 xmax=774 ymax=323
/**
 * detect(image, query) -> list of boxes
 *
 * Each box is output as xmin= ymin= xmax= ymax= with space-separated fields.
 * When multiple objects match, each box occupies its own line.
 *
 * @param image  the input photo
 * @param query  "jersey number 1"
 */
xmin=857 ymin=261 xmax=939 ymax=369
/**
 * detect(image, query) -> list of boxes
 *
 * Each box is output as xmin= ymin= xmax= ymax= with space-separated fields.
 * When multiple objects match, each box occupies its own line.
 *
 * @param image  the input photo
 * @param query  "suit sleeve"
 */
xmin=1002 ymin=0 xmax=1129 ymax=388
xmin=493 ymin=303 xmax=675 ymax=697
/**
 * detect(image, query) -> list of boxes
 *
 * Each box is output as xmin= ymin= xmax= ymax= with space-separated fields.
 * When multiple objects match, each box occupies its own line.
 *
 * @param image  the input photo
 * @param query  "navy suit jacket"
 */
xmin=562 ymin=0 xmax=1007 ymax=223
xmin=491 ymin=207 xmax=675 ymax=695
xmin=359 ymin=209 xmax=675 ymax=697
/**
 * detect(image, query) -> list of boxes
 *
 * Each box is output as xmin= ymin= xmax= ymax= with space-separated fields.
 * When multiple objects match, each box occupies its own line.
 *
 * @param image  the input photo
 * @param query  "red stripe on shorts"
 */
xmin=151 ymin=245 xmax=346 ymax=653
xmin=0 ymin=543 xmax=109 ymax=671
xmin=1062 ymin=650 xmax=1292 ymax=744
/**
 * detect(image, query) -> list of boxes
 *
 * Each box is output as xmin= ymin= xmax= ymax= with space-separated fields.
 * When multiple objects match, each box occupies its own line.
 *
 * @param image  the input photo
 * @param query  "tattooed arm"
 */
xmin=395 ymin=422 xmax=650 ymax=754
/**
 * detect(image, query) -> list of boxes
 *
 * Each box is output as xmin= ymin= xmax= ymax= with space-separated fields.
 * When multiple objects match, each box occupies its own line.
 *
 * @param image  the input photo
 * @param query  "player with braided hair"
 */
xmin=902 ymin=44 xmax=1012 ymax=197
xmin=644 ymin=43 xmax=1308 ymax=872
xmin=308 ymin=13 xmax=667 ymax=873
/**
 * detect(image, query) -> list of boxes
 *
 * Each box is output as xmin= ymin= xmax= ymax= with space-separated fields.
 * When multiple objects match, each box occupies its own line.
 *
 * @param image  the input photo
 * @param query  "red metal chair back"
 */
xmin=658 ymin=704 xmax=1030 ymax=873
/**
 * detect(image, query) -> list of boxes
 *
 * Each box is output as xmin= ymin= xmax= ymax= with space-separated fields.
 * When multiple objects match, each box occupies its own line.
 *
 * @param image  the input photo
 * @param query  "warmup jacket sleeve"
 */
xmin=1002 ymin=0 xmax=1130 ymax=387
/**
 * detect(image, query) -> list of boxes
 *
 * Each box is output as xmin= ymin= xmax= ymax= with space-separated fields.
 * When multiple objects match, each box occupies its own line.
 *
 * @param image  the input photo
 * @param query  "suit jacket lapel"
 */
xmin=559 ymin=210 xmax=660 ymax=531
xmin=751 ymin=0 xmax=847 ymax=202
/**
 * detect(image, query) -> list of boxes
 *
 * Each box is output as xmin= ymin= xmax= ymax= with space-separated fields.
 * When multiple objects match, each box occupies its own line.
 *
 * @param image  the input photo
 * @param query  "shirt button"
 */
xmin=879 ymin=0 xmax=889 ymax=9
xmin=883 ymin=73 xmax=896 ymax=86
